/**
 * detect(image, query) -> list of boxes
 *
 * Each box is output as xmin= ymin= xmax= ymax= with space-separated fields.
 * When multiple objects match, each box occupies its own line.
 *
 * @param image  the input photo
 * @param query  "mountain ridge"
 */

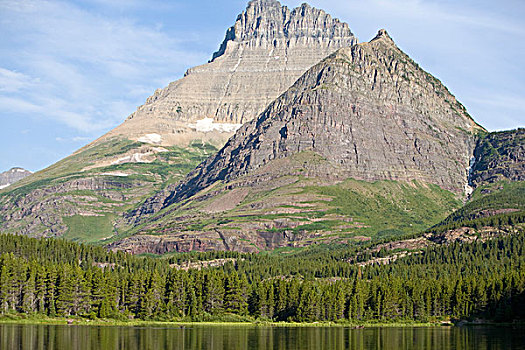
xmin=109 ymin=29 xmax=489 ymax=254
xmin=0 ymin=168 xmax=32 ymax=190
xmin=0 ymin=2 xmax=520 ymax=256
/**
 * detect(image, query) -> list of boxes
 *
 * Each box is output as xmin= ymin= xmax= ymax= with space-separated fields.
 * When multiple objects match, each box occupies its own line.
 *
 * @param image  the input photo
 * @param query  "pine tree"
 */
xmin=202 ymin=272 xmax=224 ymax=315
xmin=224 ymin=273 xmax=248 ymax=315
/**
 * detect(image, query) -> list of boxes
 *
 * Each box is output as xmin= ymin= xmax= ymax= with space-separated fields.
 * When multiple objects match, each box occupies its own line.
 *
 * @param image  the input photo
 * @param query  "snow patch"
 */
xmin=0 ymin=184 xmax=10 ymax=190
xmin=188 ymin=118 xmax=242 ymax=133
xmin=151 ymin=147 xmax=168 ymax=153
xmin=112 ymin=153 xmax=151 ymax=165
xmin=101 ymin=172 xmax=129 ymax=177
xmin=13 ymin=168 xmax=27 ymax=173
xmin=464 ymin=183 xmax=474 ymax=197
xmin=138 ymin=133 xmax=162 ymax=144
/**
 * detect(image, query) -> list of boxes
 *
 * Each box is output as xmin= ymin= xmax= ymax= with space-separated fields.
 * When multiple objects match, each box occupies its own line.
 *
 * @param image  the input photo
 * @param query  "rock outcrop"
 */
xmin=100 ymin=0 xmax=357 ymax=147
xmin=0 ymin=168 xmax=32 ymax=190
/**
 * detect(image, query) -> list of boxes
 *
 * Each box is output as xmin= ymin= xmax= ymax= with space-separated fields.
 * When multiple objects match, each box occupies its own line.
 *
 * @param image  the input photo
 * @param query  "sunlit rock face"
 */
xmin=101 ymin=0 xmax=357 ymax=147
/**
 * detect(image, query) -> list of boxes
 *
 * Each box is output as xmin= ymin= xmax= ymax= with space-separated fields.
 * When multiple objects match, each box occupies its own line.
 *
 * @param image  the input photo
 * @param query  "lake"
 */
xmin=1 ymin=324 xmax=524 ymax=350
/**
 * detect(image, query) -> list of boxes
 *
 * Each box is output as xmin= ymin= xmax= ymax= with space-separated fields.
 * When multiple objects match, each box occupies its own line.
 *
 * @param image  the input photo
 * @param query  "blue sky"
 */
xmin=1 ymin=0 xmax=524 ymax=172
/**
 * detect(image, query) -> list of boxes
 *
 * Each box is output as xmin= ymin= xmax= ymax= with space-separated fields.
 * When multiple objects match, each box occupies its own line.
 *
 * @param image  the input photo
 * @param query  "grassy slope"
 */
xmin=62 ymin=214 xmax=116 ymax=244
xmin=0 ymin=138 xmax=217 ymax=242
xmin=429 ymin=180 xmax=525 ymax=233
xmin=306 ymin=179 xmax=460 ymax=239
xmin=126 ymin=169 xmax=461 ymax=250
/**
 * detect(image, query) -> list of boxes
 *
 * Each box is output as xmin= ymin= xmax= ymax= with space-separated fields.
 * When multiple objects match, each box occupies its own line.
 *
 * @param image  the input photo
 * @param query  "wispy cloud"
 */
xmin=56 ymin=136 xmax=92 ymax=143
xmin=0 ymin=0 xmax=523 ymax=172
xmin=0 ymin=68 xmax=38 ymax=93
xmin=466 ymin=94 xmax=525 ymax=111
xmin=293 ymin=0 xmax=525 ymax=38
xmin=0 ymin=0 xmax=209 ymax=134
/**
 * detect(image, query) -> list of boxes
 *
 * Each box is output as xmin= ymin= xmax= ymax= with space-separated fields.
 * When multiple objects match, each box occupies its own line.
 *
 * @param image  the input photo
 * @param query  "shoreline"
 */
xmin=0 ymin=315 xmax=520 ymax=328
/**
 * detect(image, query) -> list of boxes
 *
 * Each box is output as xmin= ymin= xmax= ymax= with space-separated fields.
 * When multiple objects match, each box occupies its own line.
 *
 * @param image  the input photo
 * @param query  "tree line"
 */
xmin=0 ymin=232 xmax=524 ymax=322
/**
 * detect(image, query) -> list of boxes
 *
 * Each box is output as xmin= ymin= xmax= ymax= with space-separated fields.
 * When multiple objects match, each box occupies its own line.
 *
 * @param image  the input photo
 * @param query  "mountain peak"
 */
xmin=97 ymin=0 xmax=356 ymax=150
xmin=0 ymin=167 xmax=32 ymax=189
xmin=148 ymin=29 xmax=481 ymax=208
xmin=243 ymin=0 xmax=282 ymax=15
xmin=246 ymin=0 xmax=282 ymax=7
xmin=371 ymin=28 xmax=394 ymax=43
xmin=212 ymin=1 xmax=354 ymax=61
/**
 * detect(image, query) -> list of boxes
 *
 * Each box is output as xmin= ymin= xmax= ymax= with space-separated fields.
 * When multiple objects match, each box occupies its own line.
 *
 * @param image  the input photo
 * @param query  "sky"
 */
xmin=0 ymin=0 xmax=524 ymax=172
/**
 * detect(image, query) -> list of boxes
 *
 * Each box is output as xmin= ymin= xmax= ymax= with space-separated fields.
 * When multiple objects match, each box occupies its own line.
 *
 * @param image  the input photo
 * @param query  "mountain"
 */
xmin=109 ymin=30 xmax=484 ymax=254
xmin=0 ymin=0 xmax=356 ymax=240
xmin=358 ymin=128 xmax=524 ymax=255
xmin=0 ymin=168 xmax=32 ymax=190
xmin=99 ymin=0 xmax=357 ymax=148
xmin=167 ymin=29 xmax=482 ymax=200
xmin=470 ymin=128 xmax=524 ymax=187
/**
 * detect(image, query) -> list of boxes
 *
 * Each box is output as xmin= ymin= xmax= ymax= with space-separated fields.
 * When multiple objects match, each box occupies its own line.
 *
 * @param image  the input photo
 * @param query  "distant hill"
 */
xmin=0 ymin=168 xmax=32 ymax=190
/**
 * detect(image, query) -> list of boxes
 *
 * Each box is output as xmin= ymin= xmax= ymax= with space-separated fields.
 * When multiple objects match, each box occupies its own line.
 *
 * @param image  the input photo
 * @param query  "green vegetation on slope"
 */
xmin=62 ymin=214 xmax=116 ymax=244
xmin=0 ymin=138 xmax=218 ymax=243
xmin=429 ymin=181 xmax=525 ymax=234
xmin=0 ymin=139 xmax=142 ymax=197
xmin=305 ymin=179 xmax=460 ymax=239
xmin=129 ymin=176 xmax=461 ymax=252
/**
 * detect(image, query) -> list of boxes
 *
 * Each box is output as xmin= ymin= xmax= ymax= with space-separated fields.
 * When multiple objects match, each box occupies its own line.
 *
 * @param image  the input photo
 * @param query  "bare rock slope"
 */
xmin=0 ymin=0 xmax=356 ymax=240
xmin=101 ymin=0 xmax=357 ymax=147
xmin=0 ymin=168 xmax=32 ymax=190
xmin=470 ymin=128 xmax=525 ymax=187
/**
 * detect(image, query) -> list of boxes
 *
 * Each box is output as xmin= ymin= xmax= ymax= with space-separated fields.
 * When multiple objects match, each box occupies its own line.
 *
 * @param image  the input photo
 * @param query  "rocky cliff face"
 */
xmin=133 ymin=29 xmax=482 ymax=220
xmin=100 ymin=0 xmax=356 ymax=147
xmin=0 ymin=168 xmax=32 ymax=190
xmin=470 ymin=128 xmax=524 ymax=187
xmin=110 ymin=30 xmax=485 ymax=254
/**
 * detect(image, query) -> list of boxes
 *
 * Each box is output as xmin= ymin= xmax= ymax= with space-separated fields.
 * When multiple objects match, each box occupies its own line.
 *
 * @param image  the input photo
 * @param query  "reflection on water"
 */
xmin=1 ymin=324 xmax=524 ymax=350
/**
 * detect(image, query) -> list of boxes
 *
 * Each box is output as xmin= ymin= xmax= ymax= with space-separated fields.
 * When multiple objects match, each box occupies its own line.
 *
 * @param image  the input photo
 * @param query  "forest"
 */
xmin=0 ymin=229 xmax=524 ymax=324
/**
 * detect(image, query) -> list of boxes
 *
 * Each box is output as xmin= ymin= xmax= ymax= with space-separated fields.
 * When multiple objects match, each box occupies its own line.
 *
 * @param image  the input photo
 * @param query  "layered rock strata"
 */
xmin=470 ymin=128 xmax=525 ymax=187
xmin=101 ymin=0 xmax=357 ymax=147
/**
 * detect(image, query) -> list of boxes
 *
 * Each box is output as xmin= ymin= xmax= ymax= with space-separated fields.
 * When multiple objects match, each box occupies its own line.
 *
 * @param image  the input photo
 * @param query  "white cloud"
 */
xmin=0 ymin=0 xmax=209 ymax=134
xmin=0 ymin=68 xmax=38 ymax=93
xmin=0 ymin=96 xmax=41 ymax=114
xmin=56 ymin=136 xmax=92 ymax=143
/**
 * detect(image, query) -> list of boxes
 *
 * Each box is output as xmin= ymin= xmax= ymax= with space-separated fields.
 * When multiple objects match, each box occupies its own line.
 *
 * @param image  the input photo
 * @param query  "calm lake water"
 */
xmin=1 ymin=324 xmax=524 ymax=350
